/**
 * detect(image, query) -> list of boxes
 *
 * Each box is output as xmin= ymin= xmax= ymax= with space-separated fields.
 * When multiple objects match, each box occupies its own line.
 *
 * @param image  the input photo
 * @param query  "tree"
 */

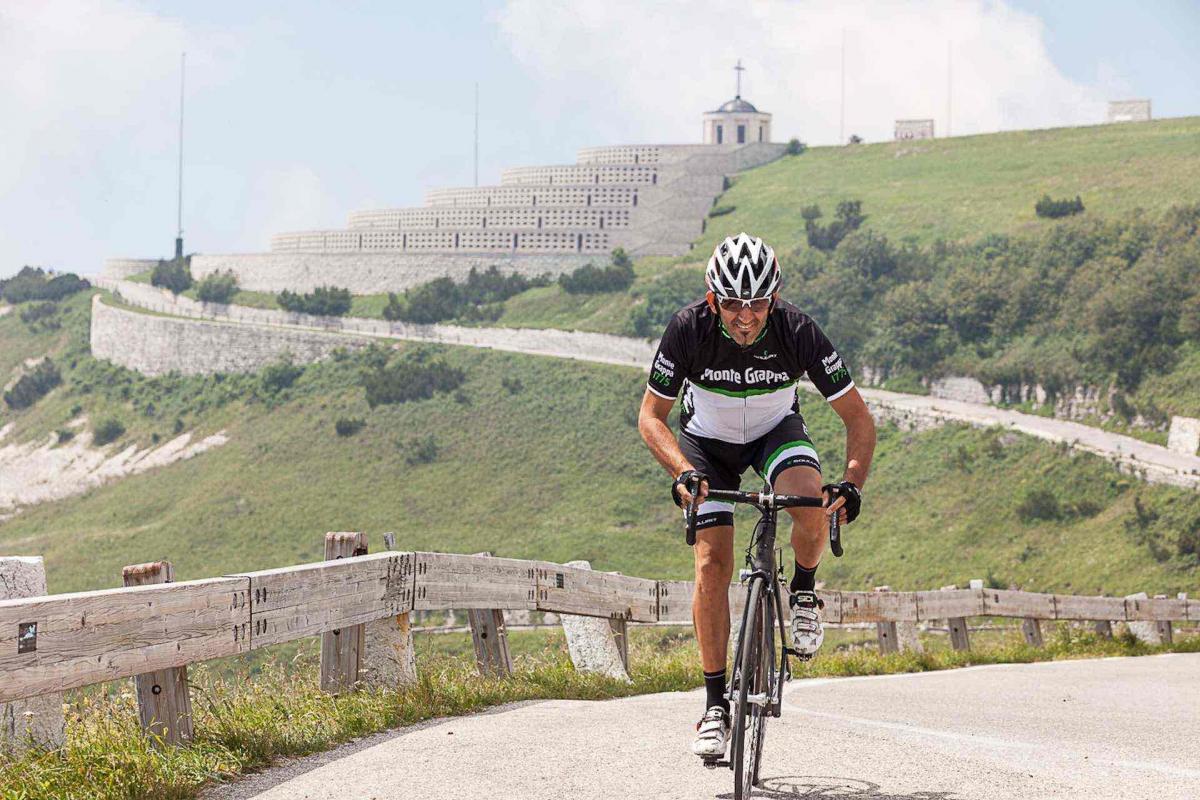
xmin=151 ymin=259 xmax=193 ymax=294
xmin=195 ymin=270 xmax=238 ymax=304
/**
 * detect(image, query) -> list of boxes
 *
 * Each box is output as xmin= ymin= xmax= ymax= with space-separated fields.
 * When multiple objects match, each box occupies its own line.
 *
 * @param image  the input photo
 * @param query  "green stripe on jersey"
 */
xmin=691 ymin=380 xmax=798 ymax=399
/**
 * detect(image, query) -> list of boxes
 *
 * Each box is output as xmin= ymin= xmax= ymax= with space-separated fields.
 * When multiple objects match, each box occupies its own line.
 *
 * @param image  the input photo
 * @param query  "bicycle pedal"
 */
xmin=701 ymin=758 xmax=729 ymax=770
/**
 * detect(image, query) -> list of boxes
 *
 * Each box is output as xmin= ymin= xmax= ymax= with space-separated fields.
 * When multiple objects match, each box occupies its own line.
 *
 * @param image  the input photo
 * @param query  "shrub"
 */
xmin=708 ymin=205 xmax=736 ymax=218
xmin=56 ymin=428 xmax=75 ymax=444
xmin=848 ymin=134 xmax=863 ymax=145
xmin=1035 ymin=195 xmax=1085 ymax=219
xmin=196 ymin=270 xmax=239 ymax=304
xmin=786 ymin=138 xmax=807 ymax=156
xmin=150 ymin=259 xmax=193 ymax=294
xmin=260 ymin=358 xmax=304 ymax=395
xmin=1017 ymin=487 xmax=1061 ymax=522
xmin=388 ymin=267 xmax=545 ymax=324
xmin=803 ymin=200 xmax=866 ymax=252
xmin=628 ymin=267 xmax=705 ymax=337
xmin=361 ymin=350 xmax=465 ymax=407
xmin=19 ymin=301 xmax=59 ymax=329
xmin=335 ymin=417 xmax=365 ymax=437
xmin=0 ymin=267 xmax=89 ymax=303
xmin=501 ymin=376 xmax=524 ymax=394
xmin=403 ymin=433 xmax=439 ymax=465
xmin=278 ymin=285 xmax=352 ymax=316
xmin=92 ymin=417 xmax=126 ymax=446
xmin=558 ymin=260 xmax=635 ymax=294
xmin=3 ymin=359 xmax=61 ymax=409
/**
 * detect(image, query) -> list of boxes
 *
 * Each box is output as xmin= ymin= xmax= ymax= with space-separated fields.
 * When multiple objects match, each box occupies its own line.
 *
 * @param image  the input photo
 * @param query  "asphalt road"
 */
xmin=202 ymin=653 xmax=1199 ymax=800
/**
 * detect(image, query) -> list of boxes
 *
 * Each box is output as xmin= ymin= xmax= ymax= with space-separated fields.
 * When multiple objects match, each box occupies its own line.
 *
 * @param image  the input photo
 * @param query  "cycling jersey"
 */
xmin=647 ymin=299 xmax=854 ymax=444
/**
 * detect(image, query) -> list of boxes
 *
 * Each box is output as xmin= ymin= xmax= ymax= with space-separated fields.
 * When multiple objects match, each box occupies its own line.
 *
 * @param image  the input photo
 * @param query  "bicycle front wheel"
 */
xmin=731 ymin=577 xmax=768 ymax=799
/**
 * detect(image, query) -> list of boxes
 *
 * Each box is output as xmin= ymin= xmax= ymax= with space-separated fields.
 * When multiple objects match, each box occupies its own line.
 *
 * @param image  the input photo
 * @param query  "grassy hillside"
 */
xmin=696 ymin=116 xmax=1200 ymax=257
xmin=1 ymin=300 xmax=1196 ymax=596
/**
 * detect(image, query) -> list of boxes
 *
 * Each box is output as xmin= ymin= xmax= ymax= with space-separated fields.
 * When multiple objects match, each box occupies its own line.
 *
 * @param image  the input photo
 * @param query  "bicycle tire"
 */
xmin=750 ymin=583 xmax=776 ymax=787
xmin=732 ymin=577 xmax=766 ymax=799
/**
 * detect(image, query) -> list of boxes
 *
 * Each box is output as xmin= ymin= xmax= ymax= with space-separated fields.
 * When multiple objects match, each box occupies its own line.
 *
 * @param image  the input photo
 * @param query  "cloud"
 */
xmin=495 ymin=0 xmax=1108 ymax=146
xmin=0 ymin=0 xmax=241 ymax=274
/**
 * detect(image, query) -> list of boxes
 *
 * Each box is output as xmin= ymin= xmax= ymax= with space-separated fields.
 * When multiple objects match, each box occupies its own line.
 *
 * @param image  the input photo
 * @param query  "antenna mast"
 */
xmin=840 ymin=29 xmax=846 ymax=143
xmin=473 ymin=82 xmax=479 ymax=187
xmin=175 ymin=52 xmax=185 ymax=259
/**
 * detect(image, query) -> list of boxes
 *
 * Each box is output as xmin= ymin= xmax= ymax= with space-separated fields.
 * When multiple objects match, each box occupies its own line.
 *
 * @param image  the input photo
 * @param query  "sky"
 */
xmin=2 ymin=0 xmax=1198 ymax=279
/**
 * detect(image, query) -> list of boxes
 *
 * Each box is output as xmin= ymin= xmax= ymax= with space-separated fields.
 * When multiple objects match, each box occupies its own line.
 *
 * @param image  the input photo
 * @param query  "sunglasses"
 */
xmin=718 ymin=297 xmax=771 ymax=313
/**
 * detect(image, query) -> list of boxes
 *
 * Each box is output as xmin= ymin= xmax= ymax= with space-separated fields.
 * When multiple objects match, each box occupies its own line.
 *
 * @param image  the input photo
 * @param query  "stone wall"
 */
xmin=188 ymin=252 xmax=596 ymax=294
xmin=90 ymin=295 xmax=374 ymax=376
xmin=1168 ymin=417 xmax=1200 ymax=456
xmin=102 ymin=258 xmax=160 ymax=279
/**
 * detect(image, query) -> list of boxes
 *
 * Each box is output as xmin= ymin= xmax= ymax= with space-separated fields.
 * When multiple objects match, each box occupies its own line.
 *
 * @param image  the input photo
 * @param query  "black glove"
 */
xmin=671 ymin=470 xmax=707 ymax=508
xmin=822 ymin=481 xmax=862 ymax=523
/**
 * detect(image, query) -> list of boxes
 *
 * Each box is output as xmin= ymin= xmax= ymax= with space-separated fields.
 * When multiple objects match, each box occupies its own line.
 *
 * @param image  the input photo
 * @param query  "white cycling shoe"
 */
xmin=789 ymin=590 xmax=825 ymax=658
xmin=691 ymin=706 xmax=731 ymax=757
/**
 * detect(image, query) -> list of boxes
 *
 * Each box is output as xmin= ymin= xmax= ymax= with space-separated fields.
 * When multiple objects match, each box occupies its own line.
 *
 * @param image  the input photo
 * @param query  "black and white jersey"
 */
xmin=647 ymin=299 xmax=854 ymax=444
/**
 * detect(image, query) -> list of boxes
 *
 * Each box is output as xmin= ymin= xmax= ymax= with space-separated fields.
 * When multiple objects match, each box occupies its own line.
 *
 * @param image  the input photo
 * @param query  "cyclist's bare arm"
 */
xmin=637 ymin=388 xmax=708 ymax=505
xmin=826 ymin=387 xmax=876 ymax=516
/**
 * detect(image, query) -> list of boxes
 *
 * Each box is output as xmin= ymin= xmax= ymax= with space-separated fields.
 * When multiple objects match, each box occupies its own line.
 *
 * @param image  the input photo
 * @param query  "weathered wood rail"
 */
xmin=1 ymin=537 xmax=1193 ymax=747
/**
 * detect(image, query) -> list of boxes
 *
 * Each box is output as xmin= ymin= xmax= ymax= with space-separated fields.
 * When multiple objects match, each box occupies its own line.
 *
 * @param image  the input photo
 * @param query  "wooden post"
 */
xmin=1154 ymin=595 xmax=1173 ymax=644
xmin=1021 ymin=618 xmax=1044 ymax=647
xmin=0 ymin=556 xmax=65 ymax=754
xmin=609 ymin=618 xmax=630 ymax=671
xmin=465 ymin=553 xmax=514 ymax=677
xmin=321 ymin=532 xmax=368 ymax=694
xmin=873 ymin=587 xmax=899 ymax=653
xmin=122 ymin=561 xmax=194 ymax=746
xmin=940 ymin=584 xmax=970 ymax=651
xmin=1093 ymin=620 xmax=1113 ymax=638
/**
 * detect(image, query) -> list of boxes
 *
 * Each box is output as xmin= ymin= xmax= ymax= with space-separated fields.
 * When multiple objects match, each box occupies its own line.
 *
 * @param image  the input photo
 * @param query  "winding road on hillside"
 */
xmin=202 ymin=654 xmax=1199 ymax=800
xmin=97 ymin=279 xmax=1200 ymax=491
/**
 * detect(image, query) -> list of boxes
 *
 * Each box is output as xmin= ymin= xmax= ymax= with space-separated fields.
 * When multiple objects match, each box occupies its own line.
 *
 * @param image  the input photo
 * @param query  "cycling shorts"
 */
xmin=679 ymin=413 xmax=821 ymax=531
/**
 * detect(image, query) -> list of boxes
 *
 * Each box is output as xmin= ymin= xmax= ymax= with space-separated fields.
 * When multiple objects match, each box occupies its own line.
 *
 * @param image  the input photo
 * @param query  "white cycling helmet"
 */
xmin=705 ymin=233 xmax=781 ymax=301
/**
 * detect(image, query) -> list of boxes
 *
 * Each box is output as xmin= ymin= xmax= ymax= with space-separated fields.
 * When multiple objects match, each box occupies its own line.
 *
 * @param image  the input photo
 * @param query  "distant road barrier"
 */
xmin=2 ymin=537 xmax=1193 ymax=748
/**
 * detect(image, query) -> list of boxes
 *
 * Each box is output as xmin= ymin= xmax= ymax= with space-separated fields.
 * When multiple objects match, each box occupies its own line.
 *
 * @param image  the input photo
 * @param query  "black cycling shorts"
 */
xmin=679 ymin=413 xmax=820 ymax=531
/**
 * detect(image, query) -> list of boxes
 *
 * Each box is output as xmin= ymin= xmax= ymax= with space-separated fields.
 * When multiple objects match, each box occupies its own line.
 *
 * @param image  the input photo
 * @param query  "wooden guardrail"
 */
xmin=1 ymin=536 xmax=1193 ymax=746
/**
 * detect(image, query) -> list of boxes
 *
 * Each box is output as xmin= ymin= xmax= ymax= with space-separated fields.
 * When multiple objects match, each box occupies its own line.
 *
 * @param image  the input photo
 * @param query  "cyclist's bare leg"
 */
xmin=774 ymin=466 xmax=826 ymax=568
xmin=693 ymin=524 xmax=735 ymax=672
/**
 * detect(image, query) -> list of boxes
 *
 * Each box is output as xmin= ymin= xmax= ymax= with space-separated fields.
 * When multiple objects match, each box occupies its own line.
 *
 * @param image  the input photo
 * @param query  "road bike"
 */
xmin=684 ymin=478 xmax=843 ymax=799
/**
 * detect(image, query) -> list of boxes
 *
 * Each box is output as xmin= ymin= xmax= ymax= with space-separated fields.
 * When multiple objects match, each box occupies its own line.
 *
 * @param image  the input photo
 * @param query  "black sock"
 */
xmin=791 ymin=562 xmax=818 ymax=593
xmin=704 ymin=669 xmax=729 ymax=714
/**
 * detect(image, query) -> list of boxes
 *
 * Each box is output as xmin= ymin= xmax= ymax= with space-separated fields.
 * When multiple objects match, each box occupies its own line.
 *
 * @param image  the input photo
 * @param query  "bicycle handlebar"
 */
xmin=684 ymin=479 xmax=844 ymax=557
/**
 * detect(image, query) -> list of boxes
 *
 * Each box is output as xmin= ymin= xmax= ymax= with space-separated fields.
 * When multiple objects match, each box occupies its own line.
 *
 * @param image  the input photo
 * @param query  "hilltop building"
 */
xmin=1107 ymin=100 xmax=1151 ymax=123
xmin=104 ymin=68 xmax=786 ymax=294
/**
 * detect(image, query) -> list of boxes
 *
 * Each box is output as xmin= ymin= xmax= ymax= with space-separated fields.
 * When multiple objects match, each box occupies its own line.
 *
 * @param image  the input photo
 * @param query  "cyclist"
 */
xmin=637 ymin=233 xmax=876 ymax=760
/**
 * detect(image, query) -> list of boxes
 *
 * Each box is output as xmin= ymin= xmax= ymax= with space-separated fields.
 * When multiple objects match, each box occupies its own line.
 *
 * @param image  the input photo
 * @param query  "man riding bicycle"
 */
xmin=637 ymin=233 xmax=876 ymax=760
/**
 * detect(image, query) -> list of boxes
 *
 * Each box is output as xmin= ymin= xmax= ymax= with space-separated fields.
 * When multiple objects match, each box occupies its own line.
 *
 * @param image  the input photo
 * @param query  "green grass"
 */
xmin=0 ymin=624 xmax=1194 ymax=800
xmin=696 ymin=116 xmax=1200 ymax=258
xmin=2 ymin=299 xmax=1198 ymax=596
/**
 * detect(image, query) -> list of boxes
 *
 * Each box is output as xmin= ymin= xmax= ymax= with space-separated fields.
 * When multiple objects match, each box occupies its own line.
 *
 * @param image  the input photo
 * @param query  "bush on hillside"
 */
xmin=558 ymin=258 xmax=635 ymax=294
xmin=804 ymin=200 xmax=866 ymax=252
xmin=277 ymin=285 xmax=352 ymax=316
xmin=848 ymin=134 xmax=863 ymax=145
xmin=151 ymin=259 xmax=193 ymax=295
xmin=260 ymin=357 xmax=304 ymax=395
xmin=786 ymin=138 xmax=807 ymax=156
xmin=1035 ymin=195 xmax=1085 ymax=219
xmin=403 ymin=433 xmax=439 ymax=465
xmin=334 ymin=416 xmax=365 ymax=437
xmin=92 ymin=417 xmax=126 ymax=446
xmin=196 ymin=270 xmax=239 ymax=304
xmin=360 ymin=350 xmax=465 ymax=407
xmin=387 ymin=267 xmax=548 ymax=324
xmin=1016 ymin=487 xmax=1062 ymax=522
xmin=0 ymin=267 xmax=90 ymax=303
xmin=19 ymin=301 xmax=60 ymax=330
xmin=3 ymin=359 xmax=61 ymax=410
xmin=628 ymin=267 xmax=705 ymax=337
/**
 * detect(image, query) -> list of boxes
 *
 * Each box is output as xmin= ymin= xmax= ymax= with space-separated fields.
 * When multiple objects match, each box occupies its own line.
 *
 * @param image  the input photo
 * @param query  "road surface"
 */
xmin=202 ymin=653 xmax=1199 ymax=800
